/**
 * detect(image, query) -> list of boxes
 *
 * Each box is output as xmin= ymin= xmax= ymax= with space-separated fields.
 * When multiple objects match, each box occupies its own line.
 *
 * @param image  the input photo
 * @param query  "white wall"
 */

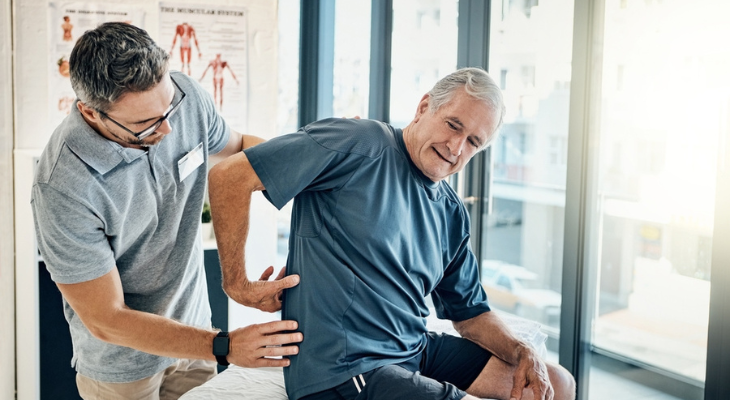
xmin=0 ymin=0 xmax=15 ymax=397
xmin=11 ymin=0 xmax=281 ymax=398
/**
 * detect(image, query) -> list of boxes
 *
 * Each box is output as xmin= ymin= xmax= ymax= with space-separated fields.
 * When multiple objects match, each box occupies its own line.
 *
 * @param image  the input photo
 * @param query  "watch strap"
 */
xmin=213 ymin=331 xmax=230 ymax=366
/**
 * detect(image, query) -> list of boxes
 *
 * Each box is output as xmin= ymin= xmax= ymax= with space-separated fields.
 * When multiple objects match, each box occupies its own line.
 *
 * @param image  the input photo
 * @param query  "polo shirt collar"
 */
xmin=64 ymin=101 xmax=148 ymax=175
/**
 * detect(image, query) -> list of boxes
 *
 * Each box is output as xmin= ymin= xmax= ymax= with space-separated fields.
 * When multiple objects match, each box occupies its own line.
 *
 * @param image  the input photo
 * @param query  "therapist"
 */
xmin=31 ymin=22 xmax=301 ymax=400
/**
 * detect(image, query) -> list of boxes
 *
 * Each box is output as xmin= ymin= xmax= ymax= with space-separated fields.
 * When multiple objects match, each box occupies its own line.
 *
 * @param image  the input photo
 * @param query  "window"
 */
xmin=584 ymin=0 xmax=730 ymax=396
xmin=332 ymin=1 xmax=371 ymax=119
xmin=483 ymin=0 xmax=574 ymax=342
xmin=389 ymin=0 xmax=458 ymax=128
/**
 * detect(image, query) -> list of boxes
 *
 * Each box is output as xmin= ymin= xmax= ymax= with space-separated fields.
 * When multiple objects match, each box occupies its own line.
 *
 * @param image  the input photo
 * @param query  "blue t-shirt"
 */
xmin=244 ymin=118 xmax=490 ymax=400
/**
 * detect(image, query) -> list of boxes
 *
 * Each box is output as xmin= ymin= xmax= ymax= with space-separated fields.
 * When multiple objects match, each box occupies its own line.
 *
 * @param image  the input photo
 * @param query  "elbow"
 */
xmin=452 ymin=313 xmax=485 ymax=340
xmin=86 ymin=324 xmax=112 ymax=343
xmin=83 ymin=317 xmax=117 ymax=343
xmin=80 ymin=307 xmax=126 ymax=344
xmin=208 ymin=160 xmax=228 ymax=191
xmin=208 ymin=155 xmax=245 ymax=194
xmin=452 ymin=320 xmax=470 ymax=339
xmin=208 ymin=153 xmax=262 ymax=198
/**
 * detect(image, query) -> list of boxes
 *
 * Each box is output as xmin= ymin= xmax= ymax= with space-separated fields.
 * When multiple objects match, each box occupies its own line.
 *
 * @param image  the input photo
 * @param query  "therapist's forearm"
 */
xmin=208 ymin=152 xmax=261 ymax=304
xmin=90 ymin=306 xmax=220 ymax=361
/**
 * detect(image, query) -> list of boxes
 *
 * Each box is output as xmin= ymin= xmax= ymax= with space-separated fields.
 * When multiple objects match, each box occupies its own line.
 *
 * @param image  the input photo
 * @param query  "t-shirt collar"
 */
xmin=394 ymin=128 xmax=441 ymax=190
xmin=64 ymin=101 xmax=149 ymax=175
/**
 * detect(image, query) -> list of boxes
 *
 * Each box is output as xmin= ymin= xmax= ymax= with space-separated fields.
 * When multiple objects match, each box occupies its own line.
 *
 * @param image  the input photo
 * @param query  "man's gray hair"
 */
xmin=69 ymin=22 xmax=170 ymax=112
xmin=428 ymin=67 xmax=506 ymax=146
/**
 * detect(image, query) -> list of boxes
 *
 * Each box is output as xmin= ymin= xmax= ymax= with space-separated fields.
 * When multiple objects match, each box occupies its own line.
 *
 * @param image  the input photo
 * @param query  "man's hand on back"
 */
xmin=228 ymin=320 xmax=302 ymax=368
xmin=231 ymin=267 xmax=299 ymax=312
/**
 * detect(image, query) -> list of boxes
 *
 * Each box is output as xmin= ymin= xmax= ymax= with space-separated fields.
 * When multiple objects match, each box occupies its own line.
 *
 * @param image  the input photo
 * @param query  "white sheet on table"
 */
xmin=180 ymin=310 xmax=548 ymax=400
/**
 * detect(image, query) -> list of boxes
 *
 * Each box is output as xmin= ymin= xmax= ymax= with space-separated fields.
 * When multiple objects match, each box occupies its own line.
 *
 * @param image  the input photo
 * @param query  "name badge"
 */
xmin=178 ymin=142 xmax=204 ymax=182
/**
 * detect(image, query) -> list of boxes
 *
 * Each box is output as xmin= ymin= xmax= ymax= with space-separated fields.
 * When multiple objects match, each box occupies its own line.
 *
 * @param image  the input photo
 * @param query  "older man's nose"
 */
xmin=447 ymin=136 xmax=467 ymax=157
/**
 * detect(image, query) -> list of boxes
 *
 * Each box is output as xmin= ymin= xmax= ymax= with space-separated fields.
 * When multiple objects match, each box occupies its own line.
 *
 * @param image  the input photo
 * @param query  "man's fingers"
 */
xmin=255 ymin=319 xmax=299 ymax=335
xmin=262 ymin=332 xmax=303 ymax=347
xmin=260 ymin=344 xmax=300 ymax=358
xmin=276 ymin=274 xmax=300 ymax=290
xmin=254 ymin=357 xmax=292 ymax=368
xmin=510 ymin=373 xmax=526 ymax=400
xmin=246 ymin=276 xmax=297 ymax=312
xmin=531 ymin=384 xmax=544 ymax=400
xmin=275 ymin=266 xmax=287 ymax=281
xmin=258 ymin=266 xmax=275 ymax=281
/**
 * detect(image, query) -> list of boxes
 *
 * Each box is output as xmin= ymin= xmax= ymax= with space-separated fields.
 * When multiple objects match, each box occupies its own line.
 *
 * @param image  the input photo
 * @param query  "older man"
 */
xmin=31 ymin=22 xmax=301 ymax=400
xmin=209 ymin=68 xmax=575 ymax=400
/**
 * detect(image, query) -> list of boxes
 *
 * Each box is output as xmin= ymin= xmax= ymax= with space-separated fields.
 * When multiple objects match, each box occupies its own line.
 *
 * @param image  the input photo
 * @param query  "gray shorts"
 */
xmin=300 ymin=332 xmax=492 ymax=400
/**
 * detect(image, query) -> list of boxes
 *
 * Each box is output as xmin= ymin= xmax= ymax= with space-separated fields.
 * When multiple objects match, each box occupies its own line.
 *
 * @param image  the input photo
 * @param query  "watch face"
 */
xmin=213 ymin=336 xmax=230 ymax=356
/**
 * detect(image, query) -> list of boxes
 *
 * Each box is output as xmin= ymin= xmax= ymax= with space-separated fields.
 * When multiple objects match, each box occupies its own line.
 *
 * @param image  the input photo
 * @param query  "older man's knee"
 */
xmin=548 ymin=363 xmax=576 ymax=400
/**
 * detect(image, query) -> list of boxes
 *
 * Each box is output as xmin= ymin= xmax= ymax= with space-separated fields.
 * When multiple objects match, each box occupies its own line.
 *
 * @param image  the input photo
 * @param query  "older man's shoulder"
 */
xmin=302 ymin=117 xmax=397 ymax=158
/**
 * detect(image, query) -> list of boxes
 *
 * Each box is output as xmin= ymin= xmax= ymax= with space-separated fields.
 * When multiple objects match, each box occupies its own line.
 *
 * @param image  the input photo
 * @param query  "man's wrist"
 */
xmin=513 ymin=342 xmax=534 ymax=364
xmin=223 ymin=276 xmax=253 ymax=306
xmin=212 ymin=331 xmax=230 ymax=366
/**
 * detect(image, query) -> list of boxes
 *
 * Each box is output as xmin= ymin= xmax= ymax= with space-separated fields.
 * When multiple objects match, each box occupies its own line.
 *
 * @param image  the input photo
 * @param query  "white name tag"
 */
xmin=178 ymin=142 xmax=204 ymax=182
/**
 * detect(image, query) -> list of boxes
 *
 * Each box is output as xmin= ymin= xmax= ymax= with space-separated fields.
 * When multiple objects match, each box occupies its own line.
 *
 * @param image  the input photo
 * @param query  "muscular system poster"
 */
xmin=159 ymin=3 xmax=249 ymax=131
xmin=48 ymin=2 xmax=145 ymax=129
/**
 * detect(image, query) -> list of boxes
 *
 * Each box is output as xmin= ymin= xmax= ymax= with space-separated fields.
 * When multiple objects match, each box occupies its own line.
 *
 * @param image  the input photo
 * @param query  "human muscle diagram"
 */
xmin=62 ymin=16 xmax=73 ymax=42
xmin=200 ymin=54 xmax=238 ymax=110
xmin=160 ymin=3 xmax=248 ymax=129
xmin=170 ymin=22 xmax=202 ymax=75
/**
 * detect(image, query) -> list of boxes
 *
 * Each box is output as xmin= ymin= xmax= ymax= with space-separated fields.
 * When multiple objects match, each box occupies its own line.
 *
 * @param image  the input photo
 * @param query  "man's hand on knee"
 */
xmin=510 ymin=346 xmax=553 ymax=400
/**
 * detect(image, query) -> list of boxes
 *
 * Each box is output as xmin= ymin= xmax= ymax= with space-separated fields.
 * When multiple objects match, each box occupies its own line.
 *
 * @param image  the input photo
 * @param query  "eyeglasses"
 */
xmin=98 ymin=77 xmax=187 ymax=140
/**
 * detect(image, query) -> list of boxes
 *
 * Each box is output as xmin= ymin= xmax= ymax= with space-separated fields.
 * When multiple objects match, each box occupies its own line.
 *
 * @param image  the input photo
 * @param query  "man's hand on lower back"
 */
xmin=232 ymin=267 xmax=299 ymax=312
xmin=228 ymin=320 xmax=302 ymax=368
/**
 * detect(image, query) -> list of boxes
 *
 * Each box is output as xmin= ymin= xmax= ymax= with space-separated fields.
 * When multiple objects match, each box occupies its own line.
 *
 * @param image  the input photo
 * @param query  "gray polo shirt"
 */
xmin=31 ymin=71 xmax=230 ymax=382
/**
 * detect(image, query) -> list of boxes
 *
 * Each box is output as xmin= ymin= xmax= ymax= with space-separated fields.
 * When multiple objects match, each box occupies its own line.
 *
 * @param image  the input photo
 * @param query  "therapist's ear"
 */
xmin=77 ymin=101 xmax=101 ymax=123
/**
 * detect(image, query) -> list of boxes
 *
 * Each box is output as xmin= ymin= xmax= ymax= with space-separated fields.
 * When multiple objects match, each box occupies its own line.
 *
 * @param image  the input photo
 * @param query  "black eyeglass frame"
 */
xmin=97 ymin=77 xmax=186 ymax=140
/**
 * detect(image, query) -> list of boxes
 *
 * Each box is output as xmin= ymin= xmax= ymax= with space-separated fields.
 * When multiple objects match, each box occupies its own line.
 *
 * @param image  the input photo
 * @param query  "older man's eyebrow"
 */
xmin=450 ymin=117 xmax=484 ymax=147
xmin=450 ymin=117 xmax=465 ymax=128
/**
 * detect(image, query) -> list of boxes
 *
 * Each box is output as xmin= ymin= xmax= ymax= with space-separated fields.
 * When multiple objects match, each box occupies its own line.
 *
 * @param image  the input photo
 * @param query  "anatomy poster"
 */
xmin=48 ymin=2 xmax=145 ymax=128
xmin=159 ymin=3 xmax=248 ymax=130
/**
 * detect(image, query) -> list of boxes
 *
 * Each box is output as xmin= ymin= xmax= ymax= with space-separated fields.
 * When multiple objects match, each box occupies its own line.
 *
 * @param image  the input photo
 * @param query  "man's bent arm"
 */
xmin=454 ymin=311 xmax=553 ymax=400
xmin=210 ymin=129 xmax=265 ymax=166
xmin=208 ymin=151 xmax=299 ymax=312
xmin=57 ymin=267 xmax=302 ymax=368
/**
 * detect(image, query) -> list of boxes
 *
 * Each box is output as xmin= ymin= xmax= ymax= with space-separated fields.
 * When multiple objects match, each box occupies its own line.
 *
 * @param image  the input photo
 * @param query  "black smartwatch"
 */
xmin=213 ymin=331 xmax=230 ymax=366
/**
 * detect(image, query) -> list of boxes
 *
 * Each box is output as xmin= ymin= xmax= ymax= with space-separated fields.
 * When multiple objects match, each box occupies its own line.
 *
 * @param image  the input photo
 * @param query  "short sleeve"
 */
xmin=244 ymin=119 xmax=372 ymax=209
xmin=431 ymin=234 xmax=491 ymax=321
xmin=189 ymin=75 xmax=230 ymax=155
xmin=31 ymin=183 xmax=116 ymax=284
